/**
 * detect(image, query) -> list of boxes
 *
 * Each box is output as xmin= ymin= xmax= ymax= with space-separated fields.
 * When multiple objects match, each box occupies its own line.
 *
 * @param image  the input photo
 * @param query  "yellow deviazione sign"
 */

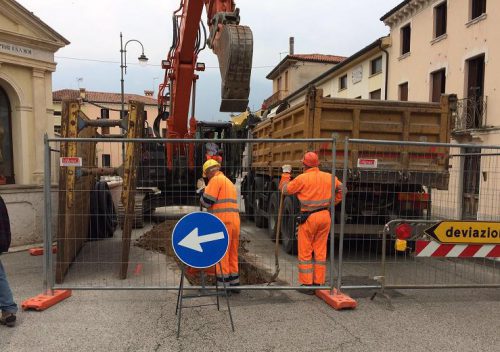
xmin=424 ymin=221 xmax=500 ymax=245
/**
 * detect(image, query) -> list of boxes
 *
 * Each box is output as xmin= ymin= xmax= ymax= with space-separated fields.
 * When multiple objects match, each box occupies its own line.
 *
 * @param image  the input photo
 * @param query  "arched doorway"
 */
xmin=0 ymin=86 xmax=14 ymax=184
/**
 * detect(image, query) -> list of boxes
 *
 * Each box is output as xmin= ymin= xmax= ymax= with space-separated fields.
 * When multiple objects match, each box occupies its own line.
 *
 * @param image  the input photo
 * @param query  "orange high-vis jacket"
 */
xmin=200 ymin=171 xmax=239 ymax=222
xmin=279 ymin=167 xmax=342 ymax=212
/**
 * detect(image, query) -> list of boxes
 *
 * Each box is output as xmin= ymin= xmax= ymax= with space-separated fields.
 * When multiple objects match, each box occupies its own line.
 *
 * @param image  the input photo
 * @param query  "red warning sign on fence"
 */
xmin=357 ymin=158 xmax=378 ymax=169
xmin=59 ymin=157 xmax=82 ymax=167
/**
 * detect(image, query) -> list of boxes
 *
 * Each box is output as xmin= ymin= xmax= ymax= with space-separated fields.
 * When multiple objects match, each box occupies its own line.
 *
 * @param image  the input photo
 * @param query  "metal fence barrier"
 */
xmin=42 ymin=136 xmax=500 ymax=298
xmin=336 ymin=139 xmax=500 ymax=294
xmin=43 ymin=137 xmax=339 ymax=292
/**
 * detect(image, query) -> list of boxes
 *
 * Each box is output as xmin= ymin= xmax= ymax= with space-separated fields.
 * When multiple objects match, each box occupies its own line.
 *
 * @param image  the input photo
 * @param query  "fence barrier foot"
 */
xmin=29 ymin=246 xmax=57 ymax=256
xmin=315 ymin=289 xmax=357 ymax=310
xmin=370 ymin=291 xmax=394 ymax=311
xmin=21 ymin=290 xmax=72 ymax=311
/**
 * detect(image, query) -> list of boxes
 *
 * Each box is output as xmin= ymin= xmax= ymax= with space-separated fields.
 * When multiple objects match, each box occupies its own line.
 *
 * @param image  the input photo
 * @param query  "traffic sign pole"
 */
xmin=172 ymin=212 xmax=235 ymax=337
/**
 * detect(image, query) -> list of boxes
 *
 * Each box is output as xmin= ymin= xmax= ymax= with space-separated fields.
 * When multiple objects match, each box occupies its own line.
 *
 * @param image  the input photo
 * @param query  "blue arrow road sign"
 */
xmin=172 ymin=212 xmax=229 ymax=269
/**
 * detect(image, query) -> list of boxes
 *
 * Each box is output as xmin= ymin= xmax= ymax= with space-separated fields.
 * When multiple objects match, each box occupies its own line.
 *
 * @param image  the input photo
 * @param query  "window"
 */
xmin=100 ymin=108 xmax=109 ymax=119
xmin=399 ymin=82 xmax=409 ymax=101
xmin=370 ymin=56 xmax=383 ymax=75
xmin=339 ymin=75 xmax=347 ymax=90
xmin=277 ymin=76 xmax=282 ymax=91
xmin=354 ymin=96 xmax=362 ymax=99
xmin=471 ymin=0 xmax=486 ymax=20
xmin=431 ymin=69 xmax=446 ymax=102
xmin=434 ymin=2 xmax=447 ymax=38
xmin=53 ymin=111 xmax=62 ymax=116
xmin=370 ymin=89 xmax=382 ymax=100
xmin=102 ymin=154 xmax=111 ymax=168
xmin=401 ymin=24 xmax=411 ymax=55
xmin=285 ymin=71 xmax=289 ymax=91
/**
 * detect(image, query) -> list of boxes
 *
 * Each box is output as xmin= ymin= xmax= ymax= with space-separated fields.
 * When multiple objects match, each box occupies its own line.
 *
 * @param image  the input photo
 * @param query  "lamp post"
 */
xmin=120 ymin=32 xmax=149 ymax=119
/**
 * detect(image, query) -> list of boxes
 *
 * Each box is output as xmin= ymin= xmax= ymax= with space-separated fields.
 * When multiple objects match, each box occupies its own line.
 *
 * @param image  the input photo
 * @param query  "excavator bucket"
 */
xmin=214 ymin=24 xmax=253 ymax=112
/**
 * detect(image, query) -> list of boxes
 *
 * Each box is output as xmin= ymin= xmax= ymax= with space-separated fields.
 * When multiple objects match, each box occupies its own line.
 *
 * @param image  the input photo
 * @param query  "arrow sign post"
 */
xmin=172 ymin=212 xmax=229 ymax=269
xmin=424 ymin=221 xmax=500 ymax=245
xmin=172 ymin=212 xmax=235 ymax=337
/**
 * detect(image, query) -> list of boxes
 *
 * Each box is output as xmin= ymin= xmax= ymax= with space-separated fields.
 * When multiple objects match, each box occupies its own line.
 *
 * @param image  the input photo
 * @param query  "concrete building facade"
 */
xmin=286 ymin=37 xmax=391 ymax=107
xmin=263 ymin=52 xmax=346 ymax=109
xmin=382 ymin=0 xmax=498 ymax=143
xmin=382 ymin=0 xmax=499 ymax=221
xmin=0 ymin=0 xmax=68 ymax=246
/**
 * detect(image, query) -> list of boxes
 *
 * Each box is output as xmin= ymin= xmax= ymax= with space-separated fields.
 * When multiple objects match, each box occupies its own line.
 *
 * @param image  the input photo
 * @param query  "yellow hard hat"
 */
xmin=202 ymin=159 xmax=220 ymax=177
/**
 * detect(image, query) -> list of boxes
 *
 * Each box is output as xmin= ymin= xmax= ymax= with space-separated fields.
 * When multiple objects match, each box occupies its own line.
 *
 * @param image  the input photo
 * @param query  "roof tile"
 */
xmin=52 ymin=89 xmax=157 ymax=105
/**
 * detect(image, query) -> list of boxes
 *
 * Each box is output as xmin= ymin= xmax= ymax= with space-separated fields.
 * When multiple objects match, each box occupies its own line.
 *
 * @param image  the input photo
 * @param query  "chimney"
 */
xmin=144 ymin=90 xmax=154 ymax=97
xmin=289 ymin=37 xmax=295 ymax=56
xmin=79 ymin=88 xmax=86 ymax=100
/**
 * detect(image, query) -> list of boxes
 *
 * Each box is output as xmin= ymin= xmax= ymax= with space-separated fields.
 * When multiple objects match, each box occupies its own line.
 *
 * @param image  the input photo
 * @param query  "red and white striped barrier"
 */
xmin=415 ymin=241 xmax=500 ymax=258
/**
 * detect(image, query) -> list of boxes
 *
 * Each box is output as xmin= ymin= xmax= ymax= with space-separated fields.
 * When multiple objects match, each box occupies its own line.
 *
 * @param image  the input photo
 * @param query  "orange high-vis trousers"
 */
xmin=297 ymin=210 xmax=331 ymax=285
xmin=216 ymin=217 xmax=240 ymax=284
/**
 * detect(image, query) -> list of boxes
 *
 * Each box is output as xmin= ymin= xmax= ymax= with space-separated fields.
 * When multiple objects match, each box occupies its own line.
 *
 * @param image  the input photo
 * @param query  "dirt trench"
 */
xmin=135 ymin=220 xmax=275 ymax=286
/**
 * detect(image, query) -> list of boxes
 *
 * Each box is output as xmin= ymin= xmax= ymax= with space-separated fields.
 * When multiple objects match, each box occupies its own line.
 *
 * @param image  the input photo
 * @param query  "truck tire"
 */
xmin=253 ymin=195 xmax=267 ymax=228
xmin=266 ymin=192 xmax=279 ymax=238
xmin=281 ymin=196 xmax=298 ymax=254
xmin=243 ymin=196 xmax=254 ymax=220
xmin=252 ymin=178 xmax=268 ymax=228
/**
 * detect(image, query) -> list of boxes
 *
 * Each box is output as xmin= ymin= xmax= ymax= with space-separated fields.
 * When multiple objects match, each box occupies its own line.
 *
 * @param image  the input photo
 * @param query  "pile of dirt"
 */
xmin=134 ymin=220 xmax=177 ymax=257
xmin=135 ymin=220 xmax=273 ymax=285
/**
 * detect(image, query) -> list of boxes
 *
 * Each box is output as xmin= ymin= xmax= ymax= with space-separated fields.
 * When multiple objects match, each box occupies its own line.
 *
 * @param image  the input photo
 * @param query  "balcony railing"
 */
xmin=453 ymin=96 xmax=488 ymax=132
xmin=263 ymin=90 xmax=288 ymax=109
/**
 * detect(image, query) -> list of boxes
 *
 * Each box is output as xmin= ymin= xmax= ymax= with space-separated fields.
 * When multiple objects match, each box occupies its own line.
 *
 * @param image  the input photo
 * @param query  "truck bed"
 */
xmin=251 ymin=88 xmax=453 ymax=189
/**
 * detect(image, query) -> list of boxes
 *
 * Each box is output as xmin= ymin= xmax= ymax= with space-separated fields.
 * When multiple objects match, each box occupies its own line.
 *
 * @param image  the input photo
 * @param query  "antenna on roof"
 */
xmin=76 ymin=77 xmax=83 ymax=89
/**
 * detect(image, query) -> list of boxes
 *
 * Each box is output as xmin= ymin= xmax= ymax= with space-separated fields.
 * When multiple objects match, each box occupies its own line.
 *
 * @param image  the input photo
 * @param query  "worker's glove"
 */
xmin=282 ymin=165 xmax=292 ymax=173
xmin=196 ymin=178 xmax=206 ymax=194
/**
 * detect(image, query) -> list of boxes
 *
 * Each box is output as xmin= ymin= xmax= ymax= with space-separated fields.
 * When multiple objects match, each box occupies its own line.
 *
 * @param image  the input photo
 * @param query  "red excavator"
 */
xmin=134 ymin=0 xmax=253 ymax=223
xmin=156 ymin=0 xmax=252 ymax=167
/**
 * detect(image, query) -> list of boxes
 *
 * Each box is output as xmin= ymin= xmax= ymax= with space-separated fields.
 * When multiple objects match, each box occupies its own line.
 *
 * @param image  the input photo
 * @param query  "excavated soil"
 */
xmin=135 ymin=220 xmax=273 ymax=285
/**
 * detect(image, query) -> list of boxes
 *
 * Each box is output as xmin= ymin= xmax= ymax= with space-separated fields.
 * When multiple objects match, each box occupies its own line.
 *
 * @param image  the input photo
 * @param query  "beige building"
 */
xmin=53 ymin=88 xmax=158 ymax=167
xmin=286 ymin=37 xmax=391 ymax=107
xmin=263 ymin=45 xmax=346 ymax=109
xmin=381 ymin=0 xmax=498 ymax=220
xmin=382 ymin=0 xmax=497 ymax=141
xmin=0 ymin=0 xmax=68 ymax=246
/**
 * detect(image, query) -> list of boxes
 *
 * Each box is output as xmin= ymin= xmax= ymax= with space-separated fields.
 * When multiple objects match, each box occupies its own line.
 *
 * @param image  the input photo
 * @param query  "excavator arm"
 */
xmin=158 ymin=0 xmax=253 ymax=140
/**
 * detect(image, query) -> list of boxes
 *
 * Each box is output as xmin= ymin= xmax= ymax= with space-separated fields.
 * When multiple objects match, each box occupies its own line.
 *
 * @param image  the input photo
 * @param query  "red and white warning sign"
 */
xmin=416 ymin=241 xmax=500 ymax=258
xmin=357 ymin=158 xmax=378 ymax=169
xmin=60 ymin=157 xmax=82 ymax=167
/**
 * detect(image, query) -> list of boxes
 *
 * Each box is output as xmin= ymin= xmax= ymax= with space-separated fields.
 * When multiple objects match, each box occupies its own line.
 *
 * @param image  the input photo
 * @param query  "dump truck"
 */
xmin=242 ymin=87 xmax=456 ymax=253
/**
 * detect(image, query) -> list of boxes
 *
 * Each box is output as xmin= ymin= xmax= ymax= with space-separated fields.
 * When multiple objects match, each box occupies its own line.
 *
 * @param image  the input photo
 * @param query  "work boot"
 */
xmin=0 ymin=312 xmax=16 ymax=327
xmin=297 ymin=284 xmax=315 ymax=295
xmin=230 ymin=283 xmax=241 ymax=294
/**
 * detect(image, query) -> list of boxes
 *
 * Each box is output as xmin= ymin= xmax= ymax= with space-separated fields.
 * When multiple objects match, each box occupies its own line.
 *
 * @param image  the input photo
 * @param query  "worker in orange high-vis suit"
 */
xmin=199 ymin=159 xmax=241 ymax=293
xmin=279 ymin=152 xmax=342 ymax=295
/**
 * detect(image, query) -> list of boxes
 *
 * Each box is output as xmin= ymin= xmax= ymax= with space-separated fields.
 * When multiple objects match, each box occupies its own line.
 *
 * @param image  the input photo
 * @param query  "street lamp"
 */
xmin=120 ymin=32 xmax=149 ymax=119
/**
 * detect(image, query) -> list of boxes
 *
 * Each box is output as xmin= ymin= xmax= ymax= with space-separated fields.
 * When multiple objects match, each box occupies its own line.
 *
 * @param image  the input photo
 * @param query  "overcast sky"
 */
xmin=17 ymin=0 xmax=402 ymax=121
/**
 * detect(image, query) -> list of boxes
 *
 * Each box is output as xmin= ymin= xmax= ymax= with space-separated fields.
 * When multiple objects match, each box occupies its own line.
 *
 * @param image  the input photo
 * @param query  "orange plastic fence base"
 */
xmin=316 ymin=289 xmax=357 ymax=310
xmin=21 ymin=290 xmax=72 ymax=311
xmin=29 ymin=246 xmax=57 ymax=256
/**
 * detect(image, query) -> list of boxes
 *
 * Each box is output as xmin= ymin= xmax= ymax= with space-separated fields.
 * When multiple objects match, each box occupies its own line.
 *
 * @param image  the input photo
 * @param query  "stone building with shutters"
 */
xmin=0 ymin=0 xmax=68 ymax=245
xmin=381 ymin=0 xmax=499 ymax=221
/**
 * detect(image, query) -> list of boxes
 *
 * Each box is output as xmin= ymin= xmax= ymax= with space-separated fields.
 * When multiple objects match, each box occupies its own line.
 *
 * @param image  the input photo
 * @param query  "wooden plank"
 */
xmin=56 ymin=103 xmax=97 ymax=283
xmin=120 ymin=101 xmax=144 ymax=279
